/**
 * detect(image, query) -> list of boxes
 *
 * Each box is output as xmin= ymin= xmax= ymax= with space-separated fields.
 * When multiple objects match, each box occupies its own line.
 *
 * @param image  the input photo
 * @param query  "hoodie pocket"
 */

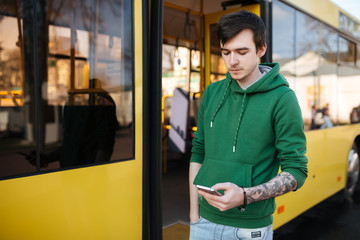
xmin=193 ymin=158 xmax=252 ymax=189
xmin=193 ymin=158 xmax=275 ymax=218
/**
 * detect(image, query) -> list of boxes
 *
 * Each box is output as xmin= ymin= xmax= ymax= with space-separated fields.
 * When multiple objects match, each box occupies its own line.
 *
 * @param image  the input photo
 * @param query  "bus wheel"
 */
xmin=345 ymin=144 xmax=360 ymax=200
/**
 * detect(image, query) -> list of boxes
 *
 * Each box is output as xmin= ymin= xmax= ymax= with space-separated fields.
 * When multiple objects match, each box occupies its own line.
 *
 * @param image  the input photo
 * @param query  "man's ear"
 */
xmin=258 ymin=44 xmax=267 ymax=58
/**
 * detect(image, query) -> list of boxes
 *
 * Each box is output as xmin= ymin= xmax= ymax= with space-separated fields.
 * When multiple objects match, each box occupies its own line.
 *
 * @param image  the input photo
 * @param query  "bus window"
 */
xmin=338 ymin=38 xmax=360 ymax=125
xmin=318 ymin=26 xmax=338 ymax=127
xmin=0 ymin=0 xmax=134 ymax=178
xmin=162 ymin=45 xmax=201 ymax=96
xmin=273 ymin=0 xmax=296 ymax=99
xmin=0 ymin=1 xmax=37 ymax=178
xmin=357 ymin=45 xmax=360 ymax=67
xmin=273 ymin=0 xmax=344 ymax=131
xmin=339 ymin=37 xmax=356 ymax=65
xmin=274 ymin=0 xmax=360 ymax=130
xmin=40 ymin=0 xmax=134 ymax=171
xmin=295 ymin=11 xmax=321 ymax=131
xmin=273 ymin=1 xmax=322 ymax=130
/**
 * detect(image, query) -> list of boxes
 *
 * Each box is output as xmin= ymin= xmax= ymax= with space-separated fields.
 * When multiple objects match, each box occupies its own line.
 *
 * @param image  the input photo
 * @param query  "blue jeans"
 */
xmin=189 ymin=217 xmax=273 ymax=240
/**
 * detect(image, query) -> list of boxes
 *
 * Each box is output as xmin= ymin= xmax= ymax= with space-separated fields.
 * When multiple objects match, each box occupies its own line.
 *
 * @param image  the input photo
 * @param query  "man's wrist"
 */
xmin=190 ymin=213 xmax=200 ymax=222
xmin=238 ymin=186 xmax=247 ymax=212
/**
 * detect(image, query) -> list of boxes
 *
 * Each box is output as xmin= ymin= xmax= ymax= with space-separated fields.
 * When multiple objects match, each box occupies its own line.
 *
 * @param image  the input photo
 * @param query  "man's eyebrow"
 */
xmin=220 ymin=47 xmax=250 ymax=51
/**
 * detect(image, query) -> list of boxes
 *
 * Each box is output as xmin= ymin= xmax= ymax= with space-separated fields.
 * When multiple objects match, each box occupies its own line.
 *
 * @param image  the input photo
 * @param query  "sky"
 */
xmin=330 ymin=0 xmax=360 ymax=20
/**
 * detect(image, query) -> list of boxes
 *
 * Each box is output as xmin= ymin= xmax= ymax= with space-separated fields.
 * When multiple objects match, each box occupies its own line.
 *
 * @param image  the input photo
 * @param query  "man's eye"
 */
xmin=222 ymin=51 xmax=230 ymax=56
xmin=238 ymin=51 xmax=248 ymax=55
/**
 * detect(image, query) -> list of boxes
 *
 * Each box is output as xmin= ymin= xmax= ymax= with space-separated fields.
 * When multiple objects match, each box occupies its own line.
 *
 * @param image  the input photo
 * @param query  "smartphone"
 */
xmin=196 ymin=185 xmax=222 ymax=196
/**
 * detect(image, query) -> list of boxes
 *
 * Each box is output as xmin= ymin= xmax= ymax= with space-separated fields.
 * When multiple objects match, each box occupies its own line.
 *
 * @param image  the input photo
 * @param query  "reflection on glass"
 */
xmin=0 ymin=1 xmax=37 ymax=178
xmin=339 ymin=37 xmax=355 ymax=64
xmin=272 ymin=0 xmax=296 ymax=90
xmin=41 ymin=81 xmax=118 ymax=168
xmin=40 ymin=0 xmax=133 ymax=171
xmin=0 ymin=0 xmax=134 ymax=178
xmin=273 ymin=0 xmax=345 ymax=131
xmin=294 ymin=11 xmax=320 ymax=130
xmin=338 ymin=66 xmax=360 ymax=125
xmin=319 ymin=105 xmax=333 ymax=129
xmin=318 ymin=26 xmax=338 ymax=128
xmin=357 ymin=45 xmax=360 ymax=67
xmin=326 ymin=37 xmax=359 ymax=126
xmin=273 ymin=1 xmax=295 ymax=62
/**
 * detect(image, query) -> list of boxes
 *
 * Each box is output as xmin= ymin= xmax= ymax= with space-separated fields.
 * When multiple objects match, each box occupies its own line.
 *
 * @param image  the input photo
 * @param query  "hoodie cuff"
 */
xmin=283 ymin=169 xmax=307 ymax=190
xmin=190 ymin=153 xmax=204 ymax=164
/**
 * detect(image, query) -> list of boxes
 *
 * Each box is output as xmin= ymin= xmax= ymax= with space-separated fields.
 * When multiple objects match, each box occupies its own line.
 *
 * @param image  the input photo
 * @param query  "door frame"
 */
xmin=142 ymin=0 xmax=164 ymax=239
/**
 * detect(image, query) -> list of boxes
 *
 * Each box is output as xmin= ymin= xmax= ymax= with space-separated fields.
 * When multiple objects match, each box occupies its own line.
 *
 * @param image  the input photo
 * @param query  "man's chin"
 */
xmin=229 ymin=73 xmax=245 ymax=81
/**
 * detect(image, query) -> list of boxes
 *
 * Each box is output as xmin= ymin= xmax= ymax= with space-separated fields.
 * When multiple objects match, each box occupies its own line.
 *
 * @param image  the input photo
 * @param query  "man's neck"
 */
xmin=236 ymin=67 xmax=263 ymax=89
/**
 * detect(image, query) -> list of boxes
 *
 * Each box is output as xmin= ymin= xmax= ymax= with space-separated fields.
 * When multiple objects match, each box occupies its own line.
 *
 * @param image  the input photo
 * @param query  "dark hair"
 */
xmin=217 ymin=10 xmax=266 ymax=52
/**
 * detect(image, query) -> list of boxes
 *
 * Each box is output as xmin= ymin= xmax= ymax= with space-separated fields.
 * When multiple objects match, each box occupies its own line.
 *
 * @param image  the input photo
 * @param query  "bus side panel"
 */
xmin=273 ymin=125 xmax=360 ymax=229
xmin=0 ymin=161 xmax=142 ymax=240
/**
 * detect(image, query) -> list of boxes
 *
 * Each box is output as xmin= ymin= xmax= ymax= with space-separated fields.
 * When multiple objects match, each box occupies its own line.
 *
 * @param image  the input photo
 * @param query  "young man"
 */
xmin=189 ymin=10 xmax=308 ymax=240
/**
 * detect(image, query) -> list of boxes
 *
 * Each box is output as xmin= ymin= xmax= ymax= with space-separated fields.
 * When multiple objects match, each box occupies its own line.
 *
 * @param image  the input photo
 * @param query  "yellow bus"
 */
xmin=0 ymin=0 xmax=360 ymax=239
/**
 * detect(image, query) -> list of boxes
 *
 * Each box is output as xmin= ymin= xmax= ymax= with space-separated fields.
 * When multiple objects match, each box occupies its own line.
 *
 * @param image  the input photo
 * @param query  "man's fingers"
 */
xmin=212 ymin=182 xmax=232 ymax=191
xmin=198 ymin=190 xmax=220 ymax=199
xmin=198 ymin=188 xmax=236 ymax=212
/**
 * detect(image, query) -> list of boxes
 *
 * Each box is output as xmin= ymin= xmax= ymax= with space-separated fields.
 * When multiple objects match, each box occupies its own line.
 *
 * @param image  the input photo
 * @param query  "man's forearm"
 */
xmin=246 ymin=172 xmax=297 ymax=204
xmin=189 ymin=162 xmax=202 ymax=221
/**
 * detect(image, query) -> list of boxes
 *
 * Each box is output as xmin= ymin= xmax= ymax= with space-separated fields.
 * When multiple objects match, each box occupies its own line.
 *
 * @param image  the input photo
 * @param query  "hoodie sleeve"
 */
xmin=273 ymin=90 xmax=308 ymax=190
xmin=190 ymin=87 xmax=208 ymax=164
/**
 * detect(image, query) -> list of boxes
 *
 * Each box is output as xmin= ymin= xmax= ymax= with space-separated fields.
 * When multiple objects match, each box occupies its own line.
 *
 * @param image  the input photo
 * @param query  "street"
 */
xmin=274 ymin=190 xmax=360 ymax=239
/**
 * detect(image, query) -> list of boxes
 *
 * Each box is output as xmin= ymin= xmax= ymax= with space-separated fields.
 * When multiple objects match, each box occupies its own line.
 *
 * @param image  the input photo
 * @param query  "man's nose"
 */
xmin=230 ymin=52 xmax=239 ymax=65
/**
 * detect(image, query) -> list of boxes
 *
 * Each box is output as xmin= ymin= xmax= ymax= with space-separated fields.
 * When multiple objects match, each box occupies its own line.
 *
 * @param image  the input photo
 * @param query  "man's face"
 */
xmin=220 ymin=29 xmax=266 ymax=84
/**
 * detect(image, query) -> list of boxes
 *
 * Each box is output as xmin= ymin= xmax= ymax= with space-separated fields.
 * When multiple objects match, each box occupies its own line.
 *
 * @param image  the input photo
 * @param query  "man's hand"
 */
xmin=198 ymin=182 xmax=245 ymax=212
xmin=197 ymin=172 xmax=298 ymax=213
xmin=190 ymin=212 xmax=200 ymax=223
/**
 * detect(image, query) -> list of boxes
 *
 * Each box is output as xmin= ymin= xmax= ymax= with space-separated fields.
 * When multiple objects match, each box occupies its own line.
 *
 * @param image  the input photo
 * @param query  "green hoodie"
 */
xmin=191 ymin=63 xmax=308 ymax=228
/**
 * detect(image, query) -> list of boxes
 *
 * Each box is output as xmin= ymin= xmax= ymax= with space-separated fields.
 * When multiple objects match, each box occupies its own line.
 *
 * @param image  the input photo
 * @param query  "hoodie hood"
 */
xmin=210 ymin=62 xmax=289 ymax=152
xmin=228 ymin=62 xmax=288 ymax=94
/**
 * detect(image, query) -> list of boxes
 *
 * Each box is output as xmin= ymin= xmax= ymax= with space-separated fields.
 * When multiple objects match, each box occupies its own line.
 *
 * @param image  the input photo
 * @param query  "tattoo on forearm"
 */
xmin=246 ymin=172 xmax=297 ymax=204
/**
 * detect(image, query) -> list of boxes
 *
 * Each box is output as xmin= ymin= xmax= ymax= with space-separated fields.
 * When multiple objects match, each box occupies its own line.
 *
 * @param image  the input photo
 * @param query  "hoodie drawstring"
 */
xmin=209 ymin=79 xmax=248 ymax=153
xmin=233 ymin=92 xmax=247 ymax=152
xmin=210 ymin=79 xmax=232 ymax=128
xmin=208 ymin=65 xmax=276 ymax=152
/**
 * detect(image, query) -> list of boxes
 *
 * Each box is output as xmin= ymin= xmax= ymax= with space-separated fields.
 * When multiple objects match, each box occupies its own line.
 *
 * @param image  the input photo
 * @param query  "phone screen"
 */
xmin=196 ymin=185 xmax=222 ymax=196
